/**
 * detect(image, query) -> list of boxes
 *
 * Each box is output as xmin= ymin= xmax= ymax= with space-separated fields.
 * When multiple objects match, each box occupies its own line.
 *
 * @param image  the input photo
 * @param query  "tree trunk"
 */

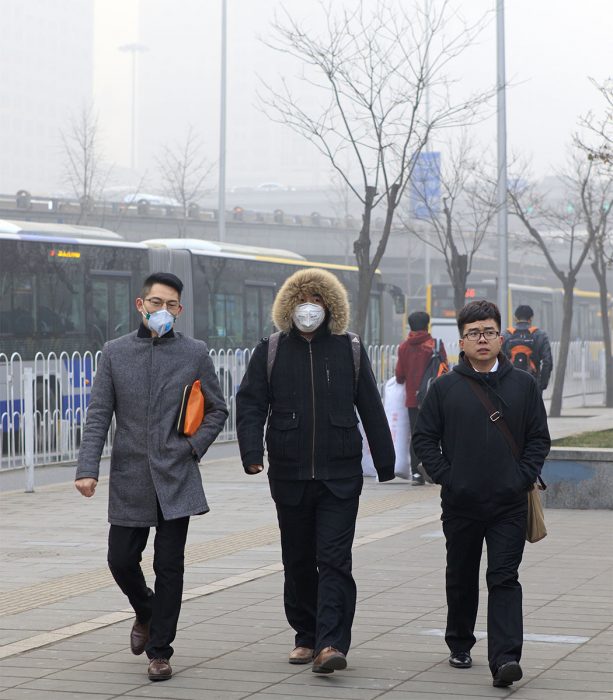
xmin=452 ymin=254 xmax=468 ymax=314
xmin=592 ymin=259 xmax=613 ymax=407
xmin=354 ymin=186 xmax=377 ymax=338
xmin=549 ymin=282 xmax=574 ymax=417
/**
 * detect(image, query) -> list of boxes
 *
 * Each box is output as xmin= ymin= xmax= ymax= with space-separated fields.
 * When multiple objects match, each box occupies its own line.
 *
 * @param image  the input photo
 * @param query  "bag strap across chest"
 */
xmin=462 ymin=375 xmax=546 ymax=489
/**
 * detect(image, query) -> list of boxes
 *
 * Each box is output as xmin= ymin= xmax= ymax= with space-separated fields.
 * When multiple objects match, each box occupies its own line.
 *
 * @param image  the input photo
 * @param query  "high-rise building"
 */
xmin=0 ymin=1 xmax=94 ymax=195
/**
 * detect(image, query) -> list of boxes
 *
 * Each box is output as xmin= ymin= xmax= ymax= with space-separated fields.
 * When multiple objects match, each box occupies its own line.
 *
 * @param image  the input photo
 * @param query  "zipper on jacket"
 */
xmin=309 ymin=341 xmax=316 ymax=479
xmin=325 ymin=357 xmax=330 ymax=388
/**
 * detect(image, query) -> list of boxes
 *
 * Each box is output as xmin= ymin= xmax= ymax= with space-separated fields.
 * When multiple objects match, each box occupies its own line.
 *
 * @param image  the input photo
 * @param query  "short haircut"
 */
xmin=515 ymin=304 xmax=534 ymax=320
xmin=408 ymin=310 xmax=430 ymax=331
xmin=142 ymin=272 xmax=183 ymax=298
xmin=457 ymin=299 xmax=501 ymax=335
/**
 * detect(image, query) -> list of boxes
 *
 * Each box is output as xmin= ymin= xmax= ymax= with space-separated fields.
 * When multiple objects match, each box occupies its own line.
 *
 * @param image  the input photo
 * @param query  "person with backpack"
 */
xmin=236 ymin=268 xmax=395 ymax=674
xmin=502 ymin=305 xmax=553 ymax=392
xmin=412 ymin=299 xmax=550 ymax=689
xmin=395 ymin=311 xmax=447 ymax=485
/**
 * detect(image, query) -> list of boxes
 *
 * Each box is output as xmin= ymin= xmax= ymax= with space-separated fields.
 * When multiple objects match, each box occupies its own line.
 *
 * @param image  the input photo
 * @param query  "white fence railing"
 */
xmin=0 ymin=341 xmax=606 ymax=472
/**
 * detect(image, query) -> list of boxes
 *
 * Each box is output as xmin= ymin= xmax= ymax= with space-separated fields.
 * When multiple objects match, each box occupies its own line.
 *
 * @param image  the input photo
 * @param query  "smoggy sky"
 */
xmin=94 ymin=0 xmax=611 ymax=189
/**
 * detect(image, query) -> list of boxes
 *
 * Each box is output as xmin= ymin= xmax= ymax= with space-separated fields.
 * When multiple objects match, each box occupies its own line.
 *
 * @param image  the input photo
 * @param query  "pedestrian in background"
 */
xmin=502 ymin=304 xmax=553 ymax=393
xmin=75 ymin=272 xmax=228 ymax=682
xmin=236 ymin=268 xmax=395 ymax=674
xmin=413 ymin=299 xmax=550 ymax=689
xmin=394 ymin=310 xmax=447 ymax=485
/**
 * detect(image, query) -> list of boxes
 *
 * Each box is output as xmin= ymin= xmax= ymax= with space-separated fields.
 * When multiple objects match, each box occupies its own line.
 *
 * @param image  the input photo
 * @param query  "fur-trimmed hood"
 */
xmin=271 ymin=268 xmax=350 ymax=335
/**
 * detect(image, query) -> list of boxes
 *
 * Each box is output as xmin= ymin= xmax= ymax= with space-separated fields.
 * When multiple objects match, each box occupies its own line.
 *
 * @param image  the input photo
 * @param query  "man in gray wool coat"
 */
xmin=75 ymin=272 xmax=228 ymax=682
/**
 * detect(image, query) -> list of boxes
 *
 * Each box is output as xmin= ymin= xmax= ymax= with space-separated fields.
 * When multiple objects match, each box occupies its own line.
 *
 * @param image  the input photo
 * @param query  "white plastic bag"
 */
xmin=359 ymin=421 xmax=377 ymax=477
xmin=383 ymin=377 xmax=411 ymax=479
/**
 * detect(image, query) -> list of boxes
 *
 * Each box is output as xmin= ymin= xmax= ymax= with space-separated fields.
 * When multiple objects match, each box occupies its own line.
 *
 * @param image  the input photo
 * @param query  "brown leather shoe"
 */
xmin=148 ymin=657 xmax=172 ymax=681
xmin=288 ymin=646 xmax=314 ymax=664
xmin=130 ymin=619 xmax=150 ymax=656
xmin=312 ymin=646 xmax=347 ymax=674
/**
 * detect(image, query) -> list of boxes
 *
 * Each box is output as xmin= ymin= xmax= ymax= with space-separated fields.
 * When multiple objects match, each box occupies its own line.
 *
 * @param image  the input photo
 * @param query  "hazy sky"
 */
xmin=93 ymin=0 xmax=612 ymax=189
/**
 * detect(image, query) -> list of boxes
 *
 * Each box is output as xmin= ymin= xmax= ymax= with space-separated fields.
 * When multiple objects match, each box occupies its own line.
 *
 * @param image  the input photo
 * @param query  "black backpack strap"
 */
xmin=346 ymin=332 xmax=361 ymax=399
xmin=266 ymin=332 xmax=281 ymax=384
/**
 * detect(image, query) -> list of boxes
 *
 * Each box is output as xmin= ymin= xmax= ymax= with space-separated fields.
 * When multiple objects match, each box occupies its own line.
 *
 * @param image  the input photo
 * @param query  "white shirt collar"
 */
xmin=475 ymin=358 xmax=499 ymax=373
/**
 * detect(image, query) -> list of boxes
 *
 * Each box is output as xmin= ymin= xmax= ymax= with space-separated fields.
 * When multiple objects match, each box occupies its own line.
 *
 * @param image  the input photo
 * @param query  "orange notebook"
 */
xmin=177 ymin=380 xmax=205 ymax=436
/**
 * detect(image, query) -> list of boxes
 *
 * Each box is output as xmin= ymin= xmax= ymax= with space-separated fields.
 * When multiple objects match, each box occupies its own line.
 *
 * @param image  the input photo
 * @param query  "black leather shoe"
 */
xmin=412 ymin=473 xmax=425 ymax=485
xmin=449 ymin=651 xmax=472 ymax=668
xmin=130 ymin=619 xmax=150 ymax=656
xmin=492 ymin=660 xmax=522 ymax=687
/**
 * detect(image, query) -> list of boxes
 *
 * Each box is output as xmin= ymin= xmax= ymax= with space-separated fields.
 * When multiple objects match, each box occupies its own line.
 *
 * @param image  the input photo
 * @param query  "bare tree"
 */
xmin=509 ymin=154 xmax=599 ymax=417
xmin=261 ymin=0 xmax=494 ymax=337
xmin=157 ymin=126 xmax=213 ymax=237
xmin=402 ymin=136 xmax=499 ymax=313
xmin=576 ymin=78 xmax=613 ymax=168
xmin=583 ymin=174 xmax=613 ymax=407
xmin=61 ymin=105 xmax=110 ymax=224
xmin=575 ymin=78 xmax=613 ymax=406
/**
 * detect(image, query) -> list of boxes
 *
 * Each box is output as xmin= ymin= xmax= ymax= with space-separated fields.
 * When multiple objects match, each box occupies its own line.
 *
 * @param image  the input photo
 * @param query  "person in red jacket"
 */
xmin=395 ymin=311 xmax=447 ymax=484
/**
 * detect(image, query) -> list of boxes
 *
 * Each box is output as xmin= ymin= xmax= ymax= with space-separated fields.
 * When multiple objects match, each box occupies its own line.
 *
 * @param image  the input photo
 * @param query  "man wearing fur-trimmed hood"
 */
xmin=236 ymin=268 xmax=395 ymax=674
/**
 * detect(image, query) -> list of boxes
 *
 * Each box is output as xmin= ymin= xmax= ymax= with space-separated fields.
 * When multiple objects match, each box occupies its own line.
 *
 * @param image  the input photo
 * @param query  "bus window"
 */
xmin=244 ymin=284 xmax=275 ymax=347
xmin=91 ymin=275 xmax=131 ymax=349
xmin=210 ymin=292 xmax=243 ymax=347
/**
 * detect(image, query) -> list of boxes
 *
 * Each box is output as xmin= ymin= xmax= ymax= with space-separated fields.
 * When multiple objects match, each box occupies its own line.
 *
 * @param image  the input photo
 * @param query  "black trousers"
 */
xmin=273 ymin=480 xmax=360 ymax=655
xmin=442 ymin=508 xmax=526 ymax=674
xmin=107 ymin=502 xmax=190 ymax=660
xmin=407 ymin=407 xmax=420 ymax=472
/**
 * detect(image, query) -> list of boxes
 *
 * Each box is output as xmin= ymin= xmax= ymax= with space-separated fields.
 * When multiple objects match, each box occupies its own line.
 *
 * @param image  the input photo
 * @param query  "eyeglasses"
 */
xmin=462 ymin=329 xmax=500 ymax=341
xmin=144 ymin=297 xmax=181 ymax=311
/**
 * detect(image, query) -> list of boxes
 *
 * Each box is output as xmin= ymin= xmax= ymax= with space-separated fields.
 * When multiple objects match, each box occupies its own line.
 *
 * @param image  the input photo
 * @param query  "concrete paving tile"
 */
xmin=378 ymin=694 xmax=503 ymax=700
xmin=525 ymin=677 xmax=613 ymax=692
xmin=16 ymin=678 xmax=142 ymax=694
xmin=122 ymin=687 xmax=248 ymax=700
xmin=515 ymin=691 xmax=611 ymax=700
xmin=0 ymin=665 xmax=57 ymax=680
xmin=0 ymin=690 xmax=114 ymax=699
xmin=263 ymin=681 xmax=383 ymax=699
xmin=0 ymin=680 xmax=27 ymax=690
xmin=178 ymin=666 xmax=292 ymax=682
xmin=393 ymin=679 xmax=515 ymax=696
xmin=44 ymin=668 xmax=146 ymax=683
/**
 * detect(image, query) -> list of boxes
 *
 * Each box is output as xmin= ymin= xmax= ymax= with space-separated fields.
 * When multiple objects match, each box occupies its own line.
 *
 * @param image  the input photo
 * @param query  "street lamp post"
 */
xmin=218 ymin=0 xmax=227 ymax=242
xmin=496 ymin=0 xmax=509 ymax=329
xmin=119 ymin=43 xmax=148 ymax=171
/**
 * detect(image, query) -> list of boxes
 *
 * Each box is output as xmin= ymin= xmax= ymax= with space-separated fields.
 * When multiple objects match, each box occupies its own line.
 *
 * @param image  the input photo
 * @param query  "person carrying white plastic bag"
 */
xmin=383 ymin=377 xmax=411 ymax=479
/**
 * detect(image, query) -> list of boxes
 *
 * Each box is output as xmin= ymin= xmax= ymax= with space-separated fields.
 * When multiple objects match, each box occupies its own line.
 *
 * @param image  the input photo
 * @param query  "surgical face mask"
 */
xmin=142 ymin=308 xmax=176 ymax=336
xmin=292 ymin=302 xmax=326 ymax=332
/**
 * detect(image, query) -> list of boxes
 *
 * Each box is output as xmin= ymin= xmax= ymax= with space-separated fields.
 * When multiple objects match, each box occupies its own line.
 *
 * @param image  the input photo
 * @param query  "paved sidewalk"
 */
xmin=1 ymin=445 xmax=612 ymax=699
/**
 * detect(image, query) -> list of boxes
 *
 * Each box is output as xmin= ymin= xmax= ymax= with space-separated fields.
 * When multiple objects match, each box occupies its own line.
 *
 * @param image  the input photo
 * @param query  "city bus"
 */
xmin=426 ymin=281 xmax=610 ymax=363
xmin=0 ymin=220 xmax=391 ymax=465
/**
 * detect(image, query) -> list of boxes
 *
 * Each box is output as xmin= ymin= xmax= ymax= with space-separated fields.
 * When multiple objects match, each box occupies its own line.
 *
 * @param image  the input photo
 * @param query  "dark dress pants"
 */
xmin=272 ymin=479 xmax=360 ymax=655
xmin=107 ymin=501 xmax=190 ymax=660
xmin=407 ymin=407 xmax=420 ymax=472
xmin=442 ymin=508 xmax=526 ymax=674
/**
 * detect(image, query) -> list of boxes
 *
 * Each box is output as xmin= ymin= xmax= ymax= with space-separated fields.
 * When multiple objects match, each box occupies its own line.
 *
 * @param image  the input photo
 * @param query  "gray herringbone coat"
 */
xmin=76 ymin=331 xmax=228 ymax=526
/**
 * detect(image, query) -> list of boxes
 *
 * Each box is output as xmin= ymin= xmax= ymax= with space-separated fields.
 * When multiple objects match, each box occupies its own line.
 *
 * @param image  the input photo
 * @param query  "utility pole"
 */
xmin=119 ymin=43 xmax=148 ymax=171
xmin=218 ymin=0 xmax=227 ymax=242
xmin=496 ymin=0 xmax=509 ymax=329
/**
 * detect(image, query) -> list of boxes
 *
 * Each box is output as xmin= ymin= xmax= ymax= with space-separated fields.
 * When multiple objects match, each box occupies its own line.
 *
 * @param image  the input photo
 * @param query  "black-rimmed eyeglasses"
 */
xmin=462 ymin=329 xmax=500 ymax=341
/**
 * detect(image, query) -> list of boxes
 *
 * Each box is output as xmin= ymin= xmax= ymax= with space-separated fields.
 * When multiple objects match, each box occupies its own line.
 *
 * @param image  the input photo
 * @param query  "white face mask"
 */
xmin=292 ymin=302 xmax=325 ymax=333
xmin=142 ymin=308 xmax=175 ymax=336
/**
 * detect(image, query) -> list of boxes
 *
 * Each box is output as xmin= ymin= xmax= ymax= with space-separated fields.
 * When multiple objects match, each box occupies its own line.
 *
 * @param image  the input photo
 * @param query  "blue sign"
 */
xmin=410 ymin=151 xmax=441 ymax=220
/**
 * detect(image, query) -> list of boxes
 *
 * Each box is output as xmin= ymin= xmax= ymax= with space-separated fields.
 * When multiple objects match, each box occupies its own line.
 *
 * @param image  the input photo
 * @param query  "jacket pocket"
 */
xmin=266 ymin=411 xmax=300 ymax=461
xmin=329 ymin=412 xmax=362 ymax=459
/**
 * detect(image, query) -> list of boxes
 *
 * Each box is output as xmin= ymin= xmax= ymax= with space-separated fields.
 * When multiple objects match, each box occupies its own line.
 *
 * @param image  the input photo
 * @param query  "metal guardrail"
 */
xmin=0 ymin=341 xmax=606 ymax=475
